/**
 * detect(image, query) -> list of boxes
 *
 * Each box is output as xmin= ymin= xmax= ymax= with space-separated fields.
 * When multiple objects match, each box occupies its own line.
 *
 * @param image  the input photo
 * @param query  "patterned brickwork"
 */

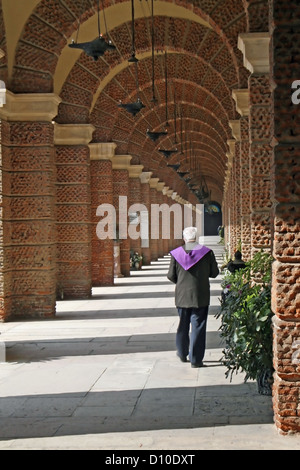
xmin=0 ymin=119 xmax=56 ymax=319
xmin=139 ymin=181 xmax=151 ymax=265
xmin=0 ymin=119 xmax=11 ymax=320
xmin=149 ymin=188 xmax=159 ymax=261
xmin=239 ymin=117 xmax=251 ymax=260
xmin=91 ymin=159 xmax=114 ymax=286
xmin=56 ymin=145 xmax=92 ymax=299
xmin=271 ymin=0 xmax=300 ymax=434
xmin=249 ymin=74 xmax=272 ymax=254
xmin=113 ymin=169 xmax=130 ymax=276
xmin=129 ymin=176 xmax=142 ymax=258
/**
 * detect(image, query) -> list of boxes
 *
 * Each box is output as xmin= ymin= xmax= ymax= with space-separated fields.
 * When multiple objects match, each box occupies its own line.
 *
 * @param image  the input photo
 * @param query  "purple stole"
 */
xmin=170 ymin=244 xmax=211 ymax=271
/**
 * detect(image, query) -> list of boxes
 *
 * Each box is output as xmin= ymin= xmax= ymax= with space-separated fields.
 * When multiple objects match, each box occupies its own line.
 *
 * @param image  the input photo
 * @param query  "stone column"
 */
xmin=239 ymin=33 xmax=272 ymax=256
xmin=139 ymin=171 xmax=152 ymax=265
xmin=269 ymin=1 xmax=300 ymax=435
xmin=128 ymin=165 xmax=144 ymax=261
xmin=112 ymin=155 xmax=132 ymax=277
xmin=0 ymin=92 xmax=61 ymax=319
xmin=89 ymin=142 xmax=116 ymax=286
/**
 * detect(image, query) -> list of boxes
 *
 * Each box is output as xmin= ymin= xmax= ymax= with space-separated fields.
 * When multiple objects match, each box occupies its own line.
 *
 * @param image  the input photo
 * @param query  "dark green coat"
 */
xmin=167 ymin=245 xmax=219 ymax=308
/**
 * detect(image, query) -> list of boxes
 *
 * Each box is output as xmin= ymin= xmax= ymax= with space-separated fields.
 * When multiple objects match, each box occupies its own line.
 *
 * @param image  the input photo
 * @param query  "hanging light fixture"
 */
xmin=128 ymin=0 xmax=138 ymax=63
xmin=145 ymin=0 xmax=168 ymax=140
xmin=158 ymin=52 xmax=178 ymax=156
xmin=119 ymin=97 xmax=146 ymax=116
xmin=118 ymin=0 xmax=145 ymax=117
xmin=167 ymin=162 xmax=180 ymax=171
xmin=147 ymin=129 xmax=168 ymax=141
xmin=69 ymin=0 xmax=115 ymax=60
xmin=158 ymin=148 xmax=177 ymax=158
xmin=177 ymin=171 xmax=189 ymax=179
xmin=150 ymin=0 xmax=157 ymax=103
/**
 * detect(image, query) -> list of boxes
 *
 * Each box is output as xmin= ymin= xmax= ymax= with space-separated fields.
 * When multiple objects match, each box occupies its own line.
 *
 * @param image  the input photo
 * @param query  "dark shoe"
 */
xmin=191 ymin=362 xmax=206 ymax=368
xmin=176 ymin=352 xmax=187 ymax=363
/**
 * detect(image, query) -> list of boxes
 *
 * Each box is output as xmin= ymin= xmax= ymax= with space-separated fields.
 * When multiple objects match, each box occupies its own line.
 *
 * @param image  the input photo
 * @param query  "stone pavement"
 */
xmin=0 ymin=236 xmax=299 ymax=450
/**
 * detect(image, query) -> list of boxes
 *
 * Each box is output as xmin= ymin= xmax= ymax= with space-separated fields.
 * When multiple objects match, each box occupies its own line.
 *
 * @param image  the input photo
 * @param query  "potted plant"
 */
xmin=216 ymin=250 xmax=274 ymax=395
xmin=130 ymin=251 xmax=143 ymax=270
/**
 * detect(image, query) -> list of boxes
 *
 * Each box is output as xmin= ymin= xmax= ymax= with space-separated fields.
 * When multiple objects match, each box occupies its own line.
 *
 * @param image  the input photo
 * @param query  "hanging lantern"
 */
xmin=118 ymin=98 xmax=145 ymax=117
xmin=69 ymin=0 xmax=115 ymax=60
xmin=158 ymin=148 xmax=177 ymax=158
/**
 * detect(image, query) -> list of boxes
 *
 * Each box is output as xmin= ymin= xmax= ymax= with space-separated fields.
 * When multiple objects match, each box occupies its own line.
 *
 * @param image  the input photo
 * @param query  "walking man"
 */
xmin=167 ymin=227 xmax=219 ymax=367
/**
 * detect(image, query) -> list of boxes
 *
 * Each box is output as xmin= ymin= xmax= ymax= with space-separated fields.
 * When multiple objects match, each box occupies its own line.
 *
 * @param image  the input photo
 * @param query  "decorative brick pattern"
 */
xmin=249 ymin=73 xmax=272 ymax=253
xmin=271 ymin=0 xmax=300 ymax=434
xmin=113 ymin=169 xmax=130 ymax=276
xmin=91 ymin=159 xmax=114 ymax=286
xmin=0 ymin=119 xmax=56 ymax=320
xmin=56 ymin=145 xmax=92 ymax=299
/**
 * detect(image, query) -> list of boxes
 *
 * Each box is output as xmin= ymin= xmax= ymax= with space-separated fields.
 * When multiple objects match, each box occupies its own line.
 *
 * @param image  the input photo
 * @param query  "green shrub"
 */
xmin=216 ymin=251 xmax=274 ymax=389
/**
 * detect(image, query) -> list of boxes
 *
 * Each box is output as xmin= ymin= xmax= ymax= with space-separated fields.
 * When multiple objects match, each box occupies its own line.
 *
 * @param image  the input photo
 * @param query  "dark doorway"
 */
xmin=204 ymin=202 xmax=222 ymax=236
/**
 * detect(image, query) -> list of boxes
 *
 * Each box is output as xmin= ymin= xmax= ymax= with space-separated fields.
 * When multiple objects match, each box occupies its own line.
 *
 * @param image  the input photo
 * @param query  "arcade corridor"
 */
xmin=0 ymin=0 xmax=299 ymax=435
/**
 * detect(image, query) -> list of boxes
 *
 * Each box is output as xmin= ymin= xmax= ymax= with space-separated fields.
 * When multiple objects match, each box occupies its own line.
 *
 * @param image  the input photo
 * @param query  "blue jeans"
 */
xmin=176 ymin=306 xmax=209 ymax=364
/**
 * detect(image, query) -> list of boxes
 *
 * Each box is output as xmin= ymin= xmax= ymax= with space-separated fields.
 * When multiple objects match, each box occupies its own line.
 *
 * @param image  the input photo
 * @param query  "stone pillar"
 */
xmin=149 ymin=177 xmax=160 ymax=261
xmin=139 ymin=171 xmax=152 ymax=265
xmin=0 ymin=92 xmax=61 ymax=319
xmin=89 ymin=142 xmax=116 ymax=286
xmin=55 ymin=124 xmax=94 ymax=299
xmin=239 ymin=33 xmax=272 ymax=256
xmin=128 ymin=165 xmax=144 ymax=260
xmin=112 ymin=155 xmax=132 ymax=277
xmin=269 ymin=1 xmax=300 ymax=434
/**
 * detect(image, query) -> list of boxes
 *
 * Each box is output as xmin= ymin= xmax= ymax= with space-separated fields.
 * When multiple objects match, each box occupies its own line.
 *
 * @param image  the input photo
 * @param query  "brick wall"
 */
xmin=270 ymin=0 xmax=300 ymax=434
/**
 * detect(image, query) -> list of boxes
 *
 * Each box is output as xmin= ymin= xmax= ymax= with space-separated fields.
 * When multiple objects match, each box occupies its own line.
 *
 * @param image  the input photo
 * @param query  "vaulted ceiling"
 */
xmin=0 ymin=0 xmax=252 ymax=206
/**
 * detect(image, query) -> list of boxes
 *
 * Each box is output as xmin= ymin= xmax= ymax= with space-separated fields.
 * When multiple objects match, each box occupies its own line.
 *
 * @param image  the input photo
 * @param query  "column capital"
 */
xmin=89 ymin=142 xmax=116 ymax=160
xmin=0 ymin=91 xmax=61 ymax=121
xmin=149 ymin=178 xmax=160 ymax=189
xmin=111 ymin=155 xmax=132 ymax=170
xmin=156 ymin=182 xmax=165 ymax=192
xmin=229 ymin=120 xmax=241 ymax=141
xmin=227 ymin=139 xmax=236 ymax=156
xmin=128 ymin=165 xmax=144 ymax=178
xmin=55 ymin=123 xmax=95 ymax=145
xmin=139 ymin=171 xmax=153 ymax=184
xmin=232 ymin=89 xmax=249 ymax=116
xmin=238 ymin=32 xmax=270 ymax=74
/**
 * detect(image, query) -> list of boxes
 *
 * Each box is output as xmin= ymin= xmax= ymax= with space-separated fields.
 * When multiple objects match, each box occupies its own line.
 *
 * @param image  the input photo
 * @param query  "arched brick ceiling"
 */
xmin=0 ymin=0 xmax=252 ymax=205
